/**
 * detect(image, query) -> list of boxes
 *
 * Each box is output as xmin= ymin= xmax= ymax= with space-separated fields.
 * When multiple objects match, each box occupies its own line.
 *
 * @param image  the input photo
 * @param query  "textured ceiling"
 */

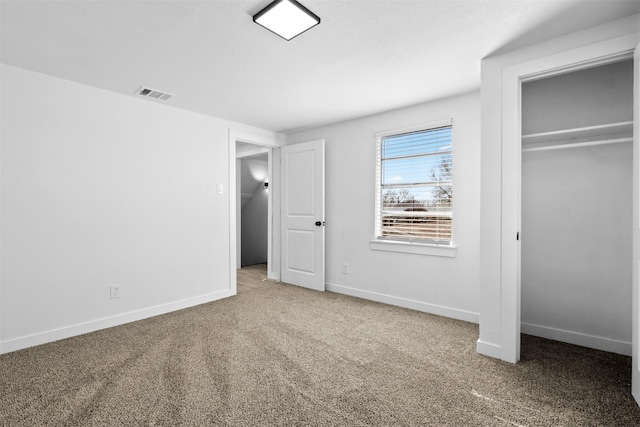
xmin=2 ymin=1 xmax=639 ymax=133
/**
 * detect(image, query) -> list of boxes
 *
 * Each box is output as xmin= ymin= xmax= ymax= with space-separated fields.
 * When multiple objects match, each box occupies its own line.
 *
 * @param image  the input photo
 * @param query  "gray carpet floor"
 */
xmin=1 ymin=264 xmax=639 ymax=426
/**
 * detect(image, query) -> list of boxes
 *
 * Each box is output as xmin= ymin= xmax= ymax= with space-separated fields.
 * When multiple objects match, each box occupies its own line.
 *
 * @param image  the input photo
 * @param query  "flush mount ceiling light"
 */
xmin=253 ymin=0 xmax=320 ymax=41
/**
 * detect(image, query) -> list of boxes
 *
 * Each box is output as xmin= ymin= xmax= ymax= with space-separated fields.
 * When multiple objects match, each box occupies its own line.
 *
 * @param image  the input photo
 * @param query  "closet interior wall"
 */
xmin=240 ymin=154 xmax=269 ymax=267
xmin=520 ymin=59 xmax=634 ymax=355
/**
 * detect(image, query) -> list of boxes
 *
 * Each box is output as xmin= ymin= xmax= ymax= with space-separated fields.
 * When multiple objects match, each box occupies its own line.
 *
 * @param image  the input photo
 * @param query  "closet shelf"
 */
xmin=522 ymin=137 xmax=632 ymax=153
xmin=522 ymin=121 xmax=633 ymax=148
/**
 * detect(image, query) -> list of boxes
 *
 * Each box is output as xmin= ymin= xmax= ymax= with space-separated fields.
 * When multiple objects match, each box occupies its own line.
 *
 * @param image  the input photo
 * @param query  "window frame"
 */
xmin=371 ymin=119 xmax=457 ymax=257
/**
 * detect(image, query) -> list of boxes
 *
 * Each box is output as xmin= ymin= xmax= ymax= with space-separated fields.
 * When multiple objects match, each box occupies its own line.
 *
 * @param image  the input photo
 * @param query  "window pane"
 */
xmin=380 ymin=184 xmax=452 ymax=241
xmin=382 ymin=155 xmax=452 ymax=186
xmin=376 ymin=124 xmax=453 ymax=243
xmin=380 ymin=212 xmax=452 ymax=241
xmin=382 ymin=185 xmax=452 ymax=212
xmin=382 ymin=127 xmax=452 ymax=159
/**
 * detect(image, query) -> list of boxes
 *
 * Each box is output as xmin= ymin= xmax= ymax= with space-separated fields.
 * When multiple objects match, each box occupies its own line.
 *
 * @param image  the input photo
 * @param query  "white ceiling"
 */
xmin=2 ymin=1 xmax=639 ymax=133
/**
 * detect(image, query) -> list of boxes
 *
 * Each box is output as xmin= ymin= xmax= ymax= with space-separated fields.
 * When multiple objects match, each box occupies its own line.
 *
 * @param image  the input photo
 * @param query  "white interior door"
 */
xmin=281 ymin=140 xmax=325 ymax=291
xmin=632 ymin=42 xmax=640 ymax=406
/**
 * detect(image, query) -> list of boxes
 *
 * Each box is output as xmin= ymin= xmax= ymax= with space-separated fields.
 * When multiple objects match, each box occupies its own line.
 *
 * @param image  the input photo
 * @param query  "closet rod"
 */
xmin=522 ymin=137 xmax=632 ymax=153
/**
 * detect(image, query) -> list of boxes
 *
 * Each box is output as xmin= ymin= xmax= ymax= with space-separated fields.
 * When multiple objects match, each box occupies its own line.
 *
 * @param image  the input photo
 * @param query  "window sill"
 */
xmin=369 ymin=239 xmax=458 ymax=258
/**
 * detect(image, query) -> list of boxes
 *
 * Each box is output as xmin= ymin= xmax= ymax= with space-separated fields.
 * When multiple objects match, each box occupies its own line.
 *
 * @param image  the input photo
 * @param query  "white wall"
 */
xmin=478 ymin=14 xmax=640 ymax=362
xmin=520 ymin=61 xmax=633 ymax=355
xmin=287 ymin=92 xmax=481 ymax=322
xmin=522 ymin=144 xmax=632 ymax=349
xmin=0 ymin=64 xmax=282 ymax=353
xmin=522 ymin=60 xmax=634 ymax=134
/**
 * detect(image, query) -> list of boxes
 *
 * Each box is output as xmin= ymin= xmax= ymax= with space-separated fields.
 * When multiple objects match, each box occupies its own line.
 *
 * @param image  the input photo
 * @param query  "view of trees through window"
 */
xmin=379 ymin=125 xmax=452 ymax=242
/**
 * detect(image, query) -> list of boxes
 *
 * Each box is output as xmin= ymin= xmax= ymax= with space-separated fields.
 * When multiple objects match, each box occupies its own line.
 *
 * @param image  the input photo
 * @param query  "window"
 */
xmin=374 ymin=119 xmax=453 ymax=246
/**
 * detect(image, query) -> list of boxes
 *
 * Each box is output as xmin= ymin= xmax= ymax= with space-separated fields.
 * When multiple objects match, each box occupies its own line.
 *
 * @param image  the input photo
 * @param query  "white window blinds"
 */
xmin=375 ymin=120 xmax=453 ymax=244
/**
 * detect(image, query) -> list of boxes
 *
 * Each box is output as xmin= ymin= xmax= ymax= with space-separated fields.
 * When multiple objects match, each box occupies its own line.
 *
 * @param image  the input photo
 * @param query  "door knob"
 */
xmin=315 ymin=221 xmax=325 ymax=226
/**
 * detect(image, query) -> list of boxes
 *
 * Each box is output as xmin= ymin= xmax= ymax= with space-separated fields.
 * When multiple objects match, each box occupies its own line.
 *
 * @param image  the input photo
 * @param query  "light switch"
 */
xmin=217 ymin=184 xmax=224 ymax=195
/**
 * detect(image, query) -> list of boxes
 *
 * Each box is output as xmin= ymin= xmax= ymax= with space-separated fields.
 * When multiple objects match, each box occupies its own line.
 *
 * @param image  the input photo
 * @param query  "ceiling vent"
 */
xmin=136 ymin=87 xmax=173 ymax=101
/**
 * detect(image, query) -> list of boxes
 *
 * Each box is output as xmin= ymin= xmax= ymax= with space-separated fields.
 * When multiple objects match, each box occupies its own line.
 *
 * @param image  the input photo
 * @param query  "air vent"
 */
xmin=136 ymin=87 xmax=173 ymax=101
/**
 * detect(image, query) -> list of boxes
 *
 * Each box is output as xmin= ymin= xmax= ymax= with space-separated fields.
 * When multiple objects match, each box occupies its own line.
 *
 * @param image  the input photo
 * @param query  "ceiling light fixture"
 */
xmin=253 ymin=0 xmax=320 ymax=41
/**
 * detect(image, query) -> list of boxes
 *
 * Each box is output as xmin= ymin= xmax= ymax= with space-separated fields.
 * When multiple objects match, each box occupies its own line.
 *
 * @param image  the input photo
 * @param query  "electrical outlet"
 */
xmin=342 ymin=263 xmax=349 ymax=274
xmin=110 ymin=284 xmax=121 ymax=299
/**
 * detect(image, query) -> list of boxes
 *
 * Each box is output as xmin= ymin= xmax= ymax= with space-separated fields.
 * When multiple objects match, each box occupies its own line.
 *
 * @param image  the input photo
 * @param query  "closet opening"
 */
xmin=520 ymin=59 xmax=634 ymax=357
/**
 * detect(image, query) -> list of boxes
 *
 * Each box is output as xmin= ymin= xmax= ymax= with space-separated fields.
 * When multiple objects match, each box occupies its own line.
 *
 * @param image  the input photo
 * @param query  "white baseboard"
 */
xmin=0 ymin=288 xmax=235 ymax=355
xmin=267 ymin=272 xmax=280 ymax=281
xmin=476 ymin=339 xmax=517 ymax=363
xmin=521 ymin=322 xmax=631 ymax=356
xmin=325 ymin=282 xmax=479 ymax=324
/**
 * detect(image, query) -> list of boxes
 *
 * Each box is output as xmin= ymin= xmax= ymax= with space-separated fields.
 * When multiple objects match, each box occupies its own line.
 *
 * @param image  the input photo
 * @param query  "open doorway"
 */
xmin=237 ymin=145 xmax=269 ymax=269
xmin=228 ymin=130 xmax=282 ymax=296
xmin=520 ymin=59 xmax=634 ymax=356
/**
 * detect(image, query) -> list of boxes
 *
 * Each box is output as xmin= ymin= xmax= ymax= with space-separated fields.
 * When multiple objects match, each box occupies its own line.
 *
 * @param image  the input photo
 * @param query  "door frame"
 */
xmin=633 ymin=42 xmax=640 ymax=405
xmin=491 ymin=34 xmax=639 ymax=363
xmin=228 ymin=130 xmax=283 ymax=294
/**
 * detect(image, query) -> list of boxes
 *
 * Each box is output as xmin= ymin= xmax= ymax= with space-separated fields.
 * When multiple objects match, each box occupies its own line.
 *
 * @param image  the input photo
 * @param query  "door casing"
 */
xmin=479 ymin=33 xmax=639 ymax=363
xmin=229 ymin=130 xmax=283 ymax=294
xmin=477 ymin=33 xmax=639 ymax=406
